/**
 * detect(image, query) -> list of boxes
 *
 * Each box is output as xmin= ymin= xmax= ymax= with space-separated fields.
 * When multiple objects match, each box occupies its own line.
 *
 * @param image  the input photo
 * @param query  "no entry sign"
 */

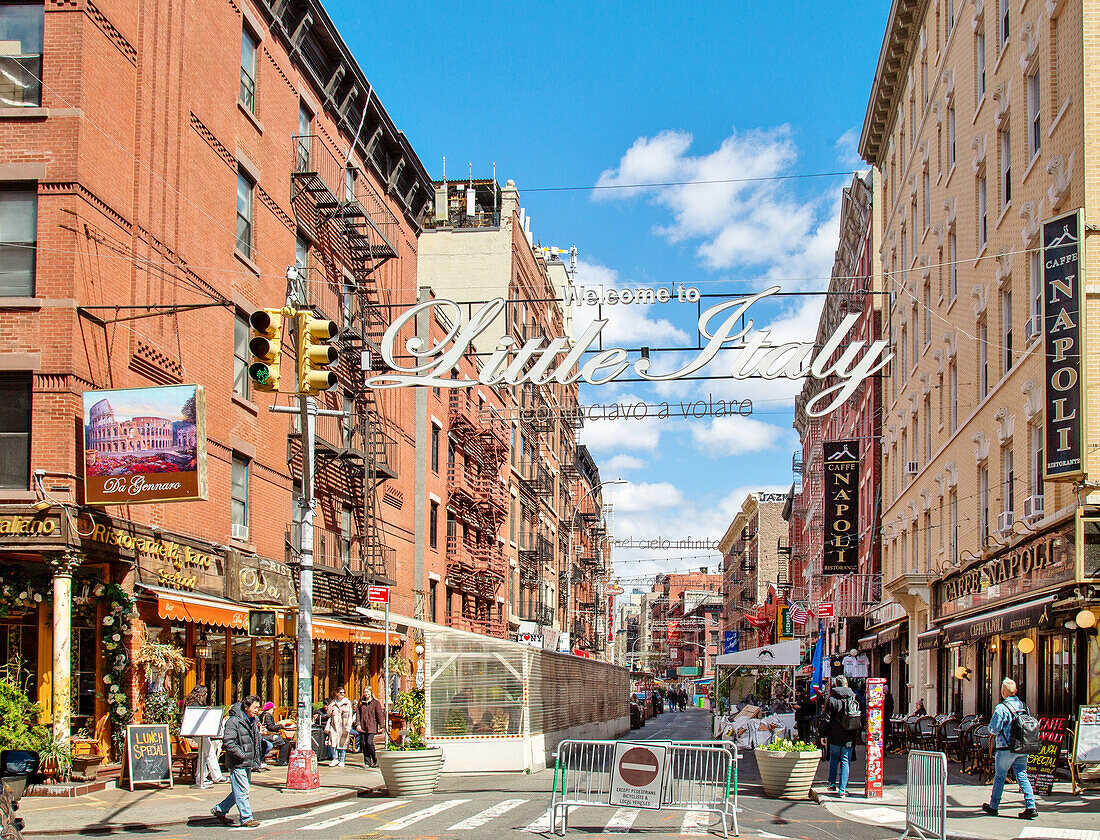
xmin=610 ymin=743 xmax=666 ymax=808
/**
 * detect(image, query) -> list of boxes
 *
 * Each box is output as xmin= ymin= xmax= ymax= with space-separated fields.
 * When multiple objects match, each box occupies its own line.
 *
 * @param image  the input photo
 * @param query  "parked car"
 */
xmin=0 ymin=750 xmax=40 ymax=840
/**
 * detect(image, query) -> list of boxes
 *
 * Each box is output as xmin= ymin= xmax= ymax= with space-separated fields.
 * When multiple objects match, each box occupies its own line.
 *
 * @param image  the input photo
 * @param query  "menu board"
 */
xmin=1075 ymin=706 xmax=1100 ymax=763
xmin=1026 ymin=716 xmax=1068 ymax=796
xmin=124 ymin=724 xmax=173 ymax=790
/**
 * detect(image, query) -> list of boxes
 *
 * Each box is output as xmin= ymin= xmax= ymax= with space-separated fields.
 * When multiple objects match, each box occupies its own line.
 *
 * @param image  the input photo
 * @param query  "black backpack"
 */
xmin=838 ymin=694 xmax=862 ymax=731
xmin=1008 ymin=702 xmax=1041 ymax=755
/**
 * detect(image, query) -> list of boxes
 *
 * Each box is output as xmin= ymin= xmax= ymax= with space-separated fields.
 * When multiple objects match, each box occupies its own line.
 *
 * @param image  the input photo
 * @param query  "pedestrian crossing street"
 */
xmin=234 ymin=794 xmax=744 ymax=836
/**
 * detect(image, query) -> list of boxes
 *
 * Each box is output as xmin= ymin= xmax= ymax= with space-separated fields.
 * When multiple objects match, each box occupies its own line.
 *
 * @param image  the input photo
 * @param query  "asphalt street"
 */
xmin=54 ymin=708 xmax=894 ymax=839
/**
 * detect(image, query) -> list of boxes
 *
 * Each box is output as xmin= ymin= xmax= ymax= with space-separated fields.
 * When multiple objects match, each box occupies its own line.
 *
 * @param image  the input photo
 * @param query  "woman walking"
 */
xmin=325 ymin=687 xmax=355 ymax=767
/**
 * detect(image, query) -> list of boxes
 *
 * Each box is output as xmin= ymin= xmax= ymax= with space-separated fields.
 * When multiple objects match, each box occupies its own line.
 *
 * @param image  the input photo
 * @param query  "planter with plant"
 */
xmin=377 ymin=689 xmax=444 ymax=796
xmin=755 ymin=739 xmax=821 ymax=799
xmin=36 ymin=730 xmax=73 ymax=783
xmin=69 ymin=727 xmax=106 ymax=781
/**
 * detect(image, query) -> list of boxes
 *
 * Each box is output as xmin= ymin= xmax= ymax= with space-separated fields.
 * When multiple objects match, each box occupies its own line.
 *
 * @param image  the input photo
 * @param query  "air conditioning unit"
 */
xmin=997 ymin=511 xmax=1014 ymax=536
xmin=1025 ymin=316 xmax=1041 ymax=342
xmin=231 ymin=523 xmax=250 ymax=542
xmin=905 ymin=461 xmax=919 ymax=475
xmin=1023 ymin=495 xmax=1045 ymax=521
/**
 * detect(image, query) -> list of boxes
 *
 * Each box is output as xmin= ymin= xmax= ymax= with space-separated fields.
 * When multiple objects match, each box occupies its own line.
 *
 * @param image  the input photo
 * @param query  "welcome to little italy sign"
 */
xmin=365 ymin=286 xmax=891 ymax=418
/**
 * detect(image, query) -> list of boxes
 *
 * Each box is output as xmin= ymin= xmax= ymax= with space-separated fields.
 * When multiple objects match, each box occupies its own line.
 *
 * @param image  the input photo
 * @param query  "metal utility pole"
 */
xmin=296 ymin=393 xmax=317 ymax=756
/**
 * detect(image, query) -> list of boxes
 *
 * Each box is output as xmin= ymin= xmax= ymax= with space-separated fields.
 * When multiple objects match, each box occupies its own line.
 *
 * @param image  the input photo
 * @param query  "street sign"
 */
xmin=610 ymin=743 xmax=666 ymax=808
xmin=817 ymin=602 xmax=834 ymax=618
xmin=723 ymin=630 xmax=740 ymax=653
xmin=366 ymin=585 xmax=390 ymax=604
xmin=780 ymin=606 xmax=794 ymax=639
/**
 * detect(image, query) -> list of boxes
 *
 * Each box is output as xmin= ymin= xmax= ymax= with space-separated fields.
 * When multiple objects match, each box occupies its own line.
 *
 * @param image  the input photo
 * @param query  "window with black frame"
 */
xmin=1039 ymin=631 xmax=1081 ymax=719
xmin=0 ymin=4 xmax=42 ymax=107
xmin=0 ymin=185 xmax=36 ymax=297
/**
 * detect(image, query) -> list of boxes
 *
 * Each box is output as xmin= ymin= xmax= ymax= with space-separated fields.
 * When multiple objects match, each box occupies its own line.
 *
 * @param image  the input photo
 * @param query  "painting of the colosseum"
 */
xmin=82 ymin=385 xmax=207 ymax=504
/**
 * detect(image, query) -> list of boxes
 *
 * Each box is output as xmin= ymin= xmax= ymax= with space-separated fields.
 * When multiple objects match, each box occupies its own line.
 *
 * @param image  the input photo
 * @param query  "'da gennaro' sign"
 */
xmin=83 ymin=385 xmax=208 ymax=505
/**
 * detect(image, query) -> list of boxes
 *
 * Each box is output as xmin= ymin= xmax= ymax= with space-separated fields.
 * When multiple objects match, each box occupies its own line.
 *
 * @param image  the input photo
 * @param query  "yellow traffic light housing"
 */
xmin=248 ymin=308 xmax=284 ymax=392
xmin=297 ymin=312 xmax=339 ymax=394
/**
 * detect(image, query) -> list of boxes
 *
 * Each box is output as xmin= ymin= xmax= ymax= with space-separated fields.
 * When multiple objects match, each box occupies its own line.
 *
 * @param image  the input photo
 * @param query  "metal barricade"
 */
xmin=900 ymin=750 xmax=947 ymax=840
xmin=550 ymin=739 xmax=738 ymax=837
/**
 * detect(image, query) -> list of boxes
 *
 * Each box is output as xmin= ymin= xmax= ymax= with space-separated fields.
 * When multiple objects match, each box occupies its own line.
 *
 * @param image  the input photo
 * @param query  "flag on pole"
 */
xmin=789 ymin=602 xmax=810 ymax=625
xmin=810 ymin=620 xmax=825 ymax=692
xmin=743 ymin=611 xmax=771 ymax=629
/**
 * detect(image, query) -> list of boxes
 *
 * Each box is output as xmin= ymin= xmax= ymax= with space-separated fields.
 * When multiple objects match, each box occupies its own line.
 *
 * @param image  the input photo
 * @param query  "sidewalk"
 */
xmin=19 ymin=759 xmax=385 ymax=836
xmin=811 ymin=751 xmax=1100 ymax=840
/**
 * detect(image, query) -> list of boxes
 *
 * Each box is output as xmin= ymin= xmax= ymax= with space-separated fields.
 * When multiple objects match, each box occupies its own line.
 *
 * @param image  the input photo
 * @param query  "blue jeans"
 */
xmin=333 ymin=748 xmax=346 ymax=763
xmin=215 ymin=766 xmax=252 ymax=823
xmin=828 ymin=744 xmax=854 ymax=791
xmin=990 ymin=750 xmax=1036 ymax=810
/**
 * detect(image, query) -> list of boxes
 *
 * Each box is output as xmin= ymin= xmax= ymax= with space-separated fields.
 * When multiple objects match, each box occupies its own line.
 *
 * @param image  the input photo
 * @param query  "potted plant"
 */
xmin=36 ymin=730 xmax=73 ymax=783
xmin=70 ymin=727 xmax=106 ymax=782
xmin=377 ymin=689 xmax=444 ymax=796
xmin=755 ymin=738 xmax=820 ymax=799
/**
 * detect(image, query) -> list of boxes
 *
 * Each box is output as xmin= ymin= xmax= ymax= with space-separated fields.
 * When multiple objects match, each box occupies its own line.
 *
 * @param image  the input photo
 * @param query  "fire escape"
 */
xmin=445 ymin=390 xmax=509 ymax=636
xmin=285 ymin=134 xmax=398 ymax=611
xmin=518 ymin=385 xmax=556 ymax=627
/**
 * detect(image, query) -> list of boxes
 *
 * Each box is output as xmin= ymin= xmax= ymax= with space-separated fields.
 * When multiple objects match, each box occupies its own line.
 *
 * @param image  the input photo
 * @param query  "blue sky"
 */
xmin=327 ymin=1 xmax=893 ymax=585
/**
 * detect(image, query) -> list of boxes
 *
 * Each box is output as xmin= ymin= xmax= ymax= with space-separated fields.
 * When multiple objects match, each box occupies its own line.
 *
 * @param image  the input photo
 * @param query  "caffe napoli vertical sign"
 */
xmin=1043 ymin=210 xmax=1085 ymax=480
xmin=823 ymin=440 xmax=860 ymax=574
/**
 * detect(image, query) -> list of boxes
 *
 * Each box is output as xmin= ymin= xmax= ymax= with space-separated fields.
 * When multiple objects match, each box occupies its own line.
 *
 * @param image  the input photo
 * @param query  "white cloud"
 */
xmin=835 ymin=127 xmax=864 ymax=169
xmin=603 ymin=454 xmax=646 ymax=473
xmin=595 ymin=126 xmax=844 ymax=288
xmin=690 ymin=415 xmax=793 ymax=457
xmin=613 ymin=481 xmax=685 ymax=513
xmin=578 ymin=393 xmax=664 ymax=452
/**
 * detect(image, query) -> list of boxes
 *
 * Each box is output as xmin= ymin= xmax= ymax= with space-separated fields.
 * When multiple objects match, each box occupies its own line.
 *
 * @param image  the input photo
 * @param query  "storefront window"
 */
xmin=71 ymin=604 xmax=99 ymax=734
xmin=315 ymin=641 xmax=329 ymax=700
xmin=0 ymin=609 xmax=38 ymax=703
xmin=1039 ymin=632 xmax=1081 ymax=718
xmin=327 ymin=641 xmax=346 ymax=697
xmin=231 ymin=629 xmax=253 ymax=702
xmin=255 ymin=637 xmax=275 ymax=706
xmin=936 ymin=647 xmax=964 ymax=716
xmin=976 ymin=639 xmax=994 ymax=718
xmin=278 ymin=641 xmax=295 ymax=712
xmin=201 ymin=628 xmax=227 ymax=706
xmin=999 ymin=637 xmax=1027 ymax=702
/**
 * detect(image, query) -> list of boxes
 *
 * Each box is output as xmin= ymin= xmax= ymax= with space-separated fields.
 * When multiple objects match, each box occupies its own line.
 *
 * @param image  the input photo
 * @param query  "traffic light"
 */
xmin=297 ymin=312 xmax=339 ymax=394
xmin=248 ymin=308 xmax=284 ymax=392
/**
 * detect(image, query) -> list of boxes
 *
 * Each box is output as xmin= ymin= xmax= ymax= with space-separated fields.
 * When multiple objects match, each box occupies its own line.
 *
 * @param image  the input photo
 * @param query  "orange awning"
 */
xmin=311 ymin=617 xmax=387 ymax=645
xmin=155 ymin=590 xmax=250 ymax=629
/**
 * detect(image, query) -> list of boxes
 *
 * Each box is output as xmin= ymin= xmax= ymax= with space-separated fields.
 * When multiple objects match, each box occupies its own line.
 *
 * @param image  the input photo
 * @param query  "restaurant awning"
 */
xmin=917 ymin=628 xmax=942 ymax=650
xmin=311 ymin=617 xmax=387 ymax=645
xmin=941 ymin=596 xmax=1056 ymax=644
xmin=856 ymin=633 xmax=877 ymax=651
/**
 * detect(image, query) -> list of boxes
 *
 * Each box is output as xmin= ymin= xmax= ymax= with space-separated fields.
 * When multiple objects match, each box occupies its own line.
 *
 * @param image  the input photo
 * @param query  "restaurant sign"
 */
xmin=83 ymin=385 xmax=208 ymax=505
xmin=934 ymin=523 xmax=1073 ymax=621
xmin=822 ymin=440 xmax=860 ymax=574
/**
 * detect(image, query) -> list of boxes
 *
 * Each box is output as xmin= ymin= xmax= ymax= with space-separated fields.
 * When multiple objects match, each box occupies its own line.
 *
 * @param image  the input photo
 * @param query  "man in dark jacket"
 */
xmin=820 ymin=676 xmax=861 ymax=797
xmin=355 ymin=687 xmax=386 ymax=768
xmin=211 ymin=695 xmax=263 ymax=827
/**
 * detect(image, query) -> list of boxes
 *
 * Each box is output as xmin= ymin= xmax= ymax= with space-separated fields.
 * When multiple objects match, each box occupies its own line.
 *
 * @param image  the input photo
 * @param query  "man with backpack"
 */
xmin=820 ymin=675 xmax=862 ymax=797
xmin=982 ymin=678 xmax=1038 ymax=820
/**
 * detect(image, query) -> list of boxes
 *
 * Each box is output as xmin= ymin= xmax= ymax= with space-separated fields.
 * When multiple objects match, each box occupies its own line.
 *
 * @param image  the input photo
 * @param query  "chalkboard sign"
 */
xmin=1075 ymin=706 xmax=1100 ymax=763
xmin=124 ymin=724 xmax=173 ymax=791
xmin=1026 ymin=716 xmax=1068 ymax=796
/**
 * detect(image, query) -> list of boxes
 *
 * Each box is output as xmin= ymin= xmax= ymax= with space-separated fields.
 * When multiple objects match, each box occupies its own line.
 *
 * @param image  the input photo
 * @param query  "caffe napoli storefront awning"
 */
xmin=939 ymin=596 xmax=1056 ymax=645
xmin=146 ymin=585 xmax=387 ymax=643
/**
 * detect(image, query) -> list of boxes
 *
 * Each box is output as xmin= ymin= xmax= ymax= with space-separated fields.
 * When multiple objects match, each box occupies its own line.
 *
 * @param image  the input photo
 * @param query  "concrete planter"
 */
xmin=754 ymin=748 xmax=820 ymax=799
xmin=378 ymin=748 xmax=445 ymax=797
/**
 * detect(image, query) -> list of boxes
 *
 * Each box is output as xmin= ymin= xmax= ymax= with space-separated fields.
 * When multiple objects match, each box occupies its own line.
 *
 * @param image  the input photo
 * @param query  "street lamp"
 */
xmin=566 ymin=478 xmax=626 ymax=654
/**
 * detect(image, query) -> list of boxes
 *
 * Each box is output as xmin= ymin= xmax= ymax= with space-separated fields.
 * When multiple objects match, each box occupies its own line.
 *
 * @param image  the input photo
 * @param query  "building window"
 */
xmin=296 ymin=104 xmax=311 ymax=170
xmin=977 ymin=175 xmax=988 ymax=249
xmin=429 ymin=579 xmax=438 ymax=623
xmin=1039 ymin=632 xmax=1080 ymax=718
xmin=976 ymin=30 xmax=986 ymax=100
xmin=979 ymin=464 xmax=990 ymax=544
xmin=1003 ymin=445 xmax=1015 ymax=518
xmin=0 ymin=376 xmax=30 ymax=489
xmin=0 ymin=4 xmax=42 ymax=107
xmin=947 ymin=0 xmax=955 ymax=31
xmin=240 ymin=26 xmax=259 ymax=113
xmin=923 ymin=170 xmax=930 ymax=231
xmin=1000 ymin=129 xmax=1012 ymax=207
xmin=509 ymin=493 xmax=517 ymax=543
xmin=949 ymin=489 xmax=958 ymax=565
xmin=947 ymin=106 xmax=956 ymax=169
xmin=978 ymin=320 xmax=989 ymax=397
xmin=949 ymin=360 xmax=958 ymax=431
xmin=948 ymin=231 xmax=958 ymax=300
xmin=924 ymin=396 xmax=932 ymax=461
xmin=999 ymin=1 xmax=1009 ymax=51
xmin=445 ymin=587 xmax=453 ymax=621
xmin=0 ymin=185 xmax=36 ymax=296
xmin=1001 ymin=288 xmax=1013 ymax=374
xmin=1027 ymin=71 xmax=1041 ymax=160
xmin=429 ymin=501 xmax=438 ymax=550
xmin=1030 ymin=423 xmax=1044 ymax=498
xmin=344 ymin=166 xmax=357 ymax=203
xmin=340 ymin=507 xmax=352 ymax=569
xmin=924 ymin=282 xmax=931 ymax=347
xmin=233 ymin=312 xmax=250 ymax=398
xmin=231 ymin=455 xmax=249 ymax=531
xmin=430 ymin=426 xmax=439 ymax=473
xmin=911 ymin=201 xmax=918 ymax=255
xmin=236 ymin=169 xmax=254 ymax=259
xmin=1029 ymin=250 xmax=1042 ymax=338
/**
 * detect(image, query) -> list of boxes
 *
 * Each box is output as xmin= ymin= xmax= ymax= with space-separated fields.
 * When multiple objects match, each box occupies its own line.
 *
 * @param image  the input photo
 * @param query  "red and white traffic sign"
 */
xmin=610 ymin=742 xmax=666 ymax=808
xmin=367 ymin=586 xmax=390 ymax=604
xmin=817 ymin=602 xmax=834 ymax=618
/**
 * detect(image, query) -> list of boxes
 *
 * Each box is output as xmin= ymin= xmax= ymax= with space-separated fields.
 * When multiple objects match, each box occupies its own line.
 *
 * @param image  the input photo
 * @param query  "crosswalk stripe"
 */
xmin=523 ymin=809 xmax=554 ymax=833
xmin=377 ymin=798 xmax=471 ymax=831
xmin=298 ymin=800 xmax=408 ymax=831
xmin=681 ymin=810 xmax=710 ymax=835
xmin=232 ymin=800 xmax=352 ymax=830
xmin=447 ymin=798 xmax=528 ymax=830
xmin=605 ymin=807 xmax=639 ymax=832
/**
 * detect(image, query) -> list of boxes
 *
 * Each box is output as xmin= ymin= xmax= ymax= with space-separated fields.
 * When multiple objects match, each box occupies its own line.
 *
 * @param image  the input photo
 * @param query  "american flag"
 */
xmin=788 ymin=602 xmax=810 ymax=625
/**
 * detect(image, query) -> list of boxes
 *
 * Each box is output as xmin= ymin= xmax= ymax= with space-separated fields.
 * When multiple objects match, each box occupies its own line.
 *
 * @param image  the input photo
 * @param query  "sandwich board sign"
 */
xmin=610 ymin=742 xmax=666 ymax=809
